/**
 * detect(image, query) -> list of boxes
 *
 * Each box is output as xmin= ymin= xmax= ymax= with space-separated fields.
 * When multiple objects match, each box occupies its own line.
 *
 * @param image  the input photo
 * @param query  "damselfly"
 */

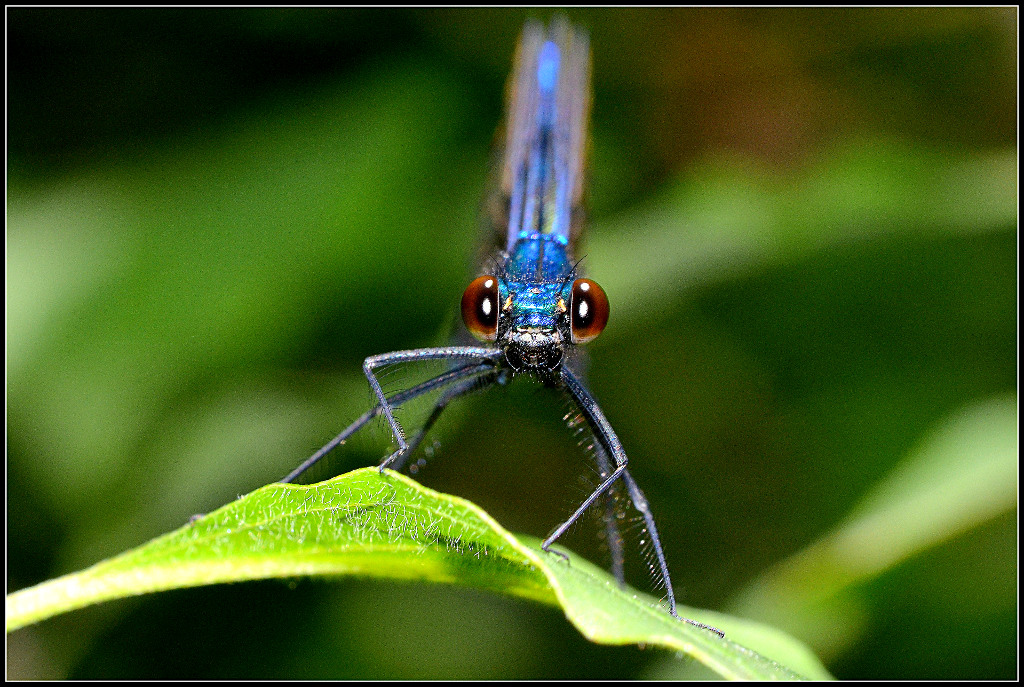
xmin=283 ymin=17 xmax=720 ymax=635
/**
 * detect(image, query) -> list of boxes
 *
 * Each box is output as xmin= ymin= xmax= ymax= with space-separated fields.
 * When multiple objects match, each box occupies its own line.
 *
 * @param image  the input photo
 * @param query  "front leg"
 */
xmin=555 ymin=367 xmax=722 ymax=635
xmin=363 ymin=354 xmax=409 ymax=471
xmin=362 ymin=347 xmax=499 ymax=472
xmin=542 ymin=367 xmax=631 ymax=547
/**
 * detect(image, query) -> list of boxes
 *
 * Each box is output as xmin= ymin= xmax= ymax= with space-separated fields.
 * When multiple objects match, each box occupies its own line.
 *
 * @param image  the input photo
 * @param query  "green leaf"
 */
xmin=6 ymin=467 xmax=830 ymax=680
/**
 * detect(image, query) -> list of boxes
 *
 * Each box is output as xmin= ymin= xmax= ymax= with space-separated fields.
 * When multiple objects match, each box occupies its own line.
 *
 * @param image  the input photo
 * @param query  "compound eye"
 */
xmin=570 ymin=278 xmax=609 ymax=344
xmin=461 ymin=275 xmax=500 ymax=341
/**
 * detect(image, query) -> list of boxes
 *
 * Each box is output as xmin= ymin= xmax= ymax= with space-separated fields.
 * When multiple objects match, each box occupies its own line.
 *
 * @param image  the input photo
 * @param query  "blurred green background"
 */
xmin=6 ymin=7 xmax=1016 ymax=679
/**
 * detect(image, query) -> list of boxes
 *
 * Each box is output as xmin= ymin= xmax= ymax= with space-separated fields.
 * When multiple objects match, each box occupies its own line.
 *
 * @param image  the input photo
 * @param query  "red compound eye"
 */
xmin=461 ymin=275 xmax=500 ymax=341
xmin=570 ymin=278 xmax=609 ymax=344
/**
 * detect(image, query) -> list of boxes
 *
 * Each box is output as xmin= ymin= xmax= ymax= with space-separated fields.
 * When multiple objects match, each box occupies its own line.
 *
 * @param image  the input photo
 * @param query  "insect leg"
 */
xmin=363 ymin=347 xmax=499 ymax=472
xmin=553 ymin=368 xmax=722 ymax=635
xmin=390 ymin=371 xmax=500 ymax=472
xmin=281 ymin=359 xmax=493 ymax=483
xmin=591 ymin=441 xmax=626 ymax=587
